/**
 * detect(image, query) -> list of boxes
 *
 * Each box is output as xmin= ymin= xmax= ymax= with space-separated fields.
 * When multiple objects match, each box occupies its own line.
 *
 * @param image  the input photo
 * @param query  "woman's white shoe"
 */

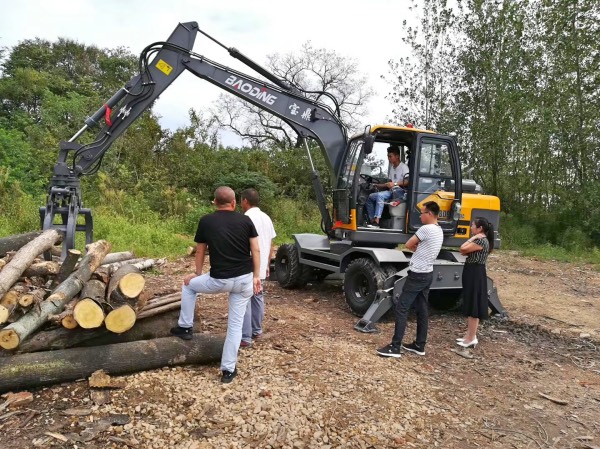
xmin=457 ymin=338 xmax=478 ymax=349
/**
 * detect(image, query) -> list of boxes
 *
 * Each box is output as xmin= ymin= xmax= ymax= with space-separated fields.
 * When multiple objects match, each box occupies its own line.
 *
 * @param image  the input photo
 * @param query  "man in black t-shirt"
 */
xmin=171 ymin=186 xmax=261 ymax=384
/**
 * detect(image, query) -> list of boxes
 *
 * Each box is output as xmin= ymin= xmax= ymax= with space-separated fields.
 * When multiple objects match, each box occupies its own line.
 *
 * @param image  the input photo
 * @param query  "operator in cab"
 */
xmin=365 ymin=145 xmax=409 ymax=227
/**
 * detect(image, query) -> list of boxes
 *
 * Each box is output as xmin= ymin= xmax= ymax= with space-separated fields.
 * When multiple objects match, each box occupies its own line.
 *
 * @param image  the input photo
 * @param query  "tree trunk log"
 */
xmin=101 ymin=252 xmax=135 ymax=265
xmin=141 ymin=293 xmax=180 ymax=311
xmin=0 ymin=284 xmax=27 ymax=324
xmin=0 ymin=332 xmax=224 ymax=393
xmin=73 ymin=279 xmax=107 ymax=328
xmin=0 ymin=230 xmax=61 ymax=298
xmin=0 ymin=240 xmax=111 ymax=349
xmin=107 ymin=265 xmax=145 ymax=300
xmin=22 ymin=261 xmax=60 ymax=278
xmin=0 ymin=232 xmax=45 ymax=257
xmin=17 ymin=310 xmax=189 ymax=353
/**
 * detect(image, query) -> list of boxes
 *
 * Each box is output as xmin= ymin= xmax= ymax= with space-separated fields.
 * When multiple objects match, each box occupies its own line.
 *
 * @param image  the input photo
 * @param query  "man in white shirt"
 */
xmin=365 ymin=145 xmax=410 ymax=227
xmin=377 ymin=201 xmax=444 ymax=358
xmin=240 ymin=188 xmax=276 ymax=347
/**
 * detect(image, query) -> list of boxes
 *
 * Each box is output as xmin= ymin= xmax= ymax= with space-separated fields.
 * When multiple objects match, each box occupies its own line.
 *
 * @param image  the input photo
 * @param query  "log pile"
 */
xmin=0 ymin=231 xmax=220 ymax=392
xmin=0 ymin=232 xmax=175 ymax=349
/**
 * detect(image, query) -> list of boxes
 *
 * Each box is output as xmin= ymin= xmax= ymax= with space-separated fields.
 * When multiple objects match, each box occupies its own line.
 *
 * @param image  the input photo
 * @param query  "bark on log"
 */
xmin=23 ymin=261 xmax=60 ymax=278
xmin=0 ymin=332 xmax=224 ymax=393
xmin=53 ymin=249 xmax=81 ymax=288
xmin=17 ymin=309 xmax=188 ymax=352
xmin=0 ymin=230 xmax=61 ymax=298
xmin=0 ymin=240 xmax=111 ymax=349
xmin=0 ymin=232 xmax=44 ymax=257
xmin=0 ymin=252 xmax=15 ymax=272
xmin=101 ymin=252 xmax=135 ymax=265
xmin=49 ymin=298 xmax=79 ymax=329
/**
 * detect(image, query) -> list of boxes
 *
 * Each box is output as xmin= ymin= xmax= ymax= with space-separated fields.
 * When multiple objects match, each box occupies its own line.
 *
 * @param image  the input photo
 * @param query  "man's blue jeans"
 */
xmin=366 ymin=187 xmax=406 ymax=222
xmin=178 ymin=272 xmax=253 ymax=372
xmin=242 ymin=288 xmax=264 ymax=343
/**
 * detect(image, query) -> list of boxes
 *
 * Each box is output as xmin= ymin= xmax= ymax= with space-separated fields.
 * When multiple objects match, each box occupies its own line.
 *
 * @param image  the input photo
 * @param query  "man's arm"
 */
xmin=250 ymin=237 xmax=262 ymax=294
xmin=265 ymin=241 xmax=275 ymax=278
xmin=405 ymin=235 xmax=420 ymax=252
xmin=184 ymin=242 xmax=207 ymax=285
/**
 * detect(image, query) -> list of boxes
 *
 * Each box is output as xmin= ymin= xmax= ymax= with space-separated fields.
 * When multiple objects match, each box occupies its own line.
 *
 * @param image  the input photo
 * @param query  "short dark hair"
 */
xmin=240 ymin=188 xmax=259 ymax=207
xmin=423 ymin=201 xmax=440 ymax=216
xmin=387 ymin=145 xmax=400 ymax=156
xmin=214 ymin=186 xmax=235 ymax=205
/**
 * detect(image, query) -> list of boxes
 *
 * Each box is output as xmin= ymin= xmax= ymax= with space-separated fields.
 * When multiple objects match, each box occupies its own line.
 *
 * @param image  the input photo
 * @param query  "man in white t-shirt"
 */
xmin=240 ymin=188 xmax=276 ymax=347
xmin=365 ymin=145 xmax=410 ymax=227
xmin=377 ymin=201 xmax=444 ymax=358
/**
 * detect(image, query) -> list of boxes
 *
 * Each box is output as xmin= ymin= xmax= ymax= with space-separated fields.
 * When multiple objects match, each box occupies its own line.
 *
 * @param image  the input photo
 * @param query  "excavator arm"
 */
xmin=41 ymin=21 xmax=348 ymax=256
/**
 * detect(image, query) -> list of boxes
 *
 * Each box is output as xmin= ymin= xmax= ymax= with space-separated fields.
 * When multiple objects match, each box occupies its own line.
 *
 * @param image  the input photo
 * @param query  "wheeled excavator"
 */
xmin=40 ymin=21 xmax=506 ymax=333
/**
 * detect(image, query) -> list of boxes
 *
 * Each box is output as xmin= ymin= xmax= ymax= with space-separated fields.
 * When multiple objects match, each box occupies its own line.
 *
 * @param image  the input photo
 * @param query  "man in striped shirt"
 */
xmin=377 ymin=201 xmax=444 ymax=358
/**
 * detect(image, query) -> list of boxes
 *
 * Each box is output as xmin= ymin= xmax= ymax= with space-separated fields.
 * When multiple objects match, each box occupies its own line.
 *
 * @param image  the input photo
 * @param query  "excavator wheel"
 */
xmin=343 ymin=257 xmax=387 ymax=316
xmin=275 ymin=243 xmax=305 ymax=289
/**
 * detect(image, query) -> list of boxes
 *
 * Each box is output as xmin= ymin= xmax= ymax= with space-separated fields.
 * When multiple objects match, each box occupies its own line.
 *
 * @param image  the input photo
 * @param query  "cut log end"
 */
xmin=105 ymin=305 xmax=136 ymax=334
xmin=61 ymin=315 xmax=79 ymax=330
xmin=0 ymin=329 xmax=20 ymax=350
xmin=18 ymin=294 xmax=34 ymax=308
xmin=119 ymin=273 xmax=145 ymax=299
xmin=0 ymin=305 xmax=9 ymax=325
xmin=73 ymin=298 xmax=105 ymax=329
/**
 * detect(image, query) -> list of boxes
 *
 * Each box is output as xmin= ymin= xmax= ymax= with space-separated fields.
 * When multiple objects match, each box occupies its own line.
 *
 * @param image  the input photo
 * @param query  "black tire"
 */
xmin=275 ymin=243 xmax=304 ymax=289
xmin=343 ymin=258 xmax=387 ymax=316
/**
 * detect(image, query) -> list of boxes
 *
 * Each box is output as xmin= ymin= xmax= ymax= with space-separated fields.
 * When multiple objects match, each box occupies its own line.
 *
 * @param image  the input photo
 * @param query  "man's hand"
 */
xmin=253 ymin=277 xmax=262 ymax=295
xmin=184 ymin=273 xmax=197 ymax=286
xmin=385 ymin=181 xmax=395 ymax=189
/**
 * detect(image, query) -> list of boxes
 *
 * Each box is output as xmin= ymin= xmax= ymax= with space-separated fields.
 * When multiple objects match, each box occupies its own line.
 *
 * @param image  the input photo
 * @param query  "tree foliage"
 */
xmin=386 ymin=0 xmax=600 ymax=245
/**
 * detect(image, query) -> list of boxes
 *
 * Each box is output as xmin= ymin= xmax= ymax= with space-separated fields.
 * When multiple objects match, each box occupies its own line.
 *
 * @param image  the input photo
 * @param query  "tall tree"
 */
xmin=213 ymin=41 xmax=374 ymax=148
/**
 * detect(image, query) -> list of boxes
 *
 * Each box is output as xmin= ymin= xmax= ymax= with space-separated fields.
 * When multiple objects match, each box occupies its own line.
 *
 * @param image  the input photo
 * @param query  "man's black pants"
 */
xmin=391 ymin=271 xmax=433 ymax=348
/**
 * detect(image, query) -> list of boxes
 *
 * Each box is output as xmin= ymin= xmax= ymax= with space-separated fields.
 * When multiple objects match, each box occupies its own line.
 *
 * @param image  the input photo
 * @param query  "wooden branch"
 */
xmin=103 ymin=258 xmax=145 ymax=274
xmin=141 ymin=293 xmax=180 ymax=311
xmin=0 ymin=230 xmax=61 ymax=298
xmin=0 ymin=240 xmax=111 ymax=349
xmin=136 ymin=301 xmax=181 ymax=319
xmin=23 ymin=261 xmax=60 ymax=278
xmin=538 ymin=392 xmax=568 ymax=405
xmin=0 ymin=333 xmax=224 ymax=392
xmin=101 ymin=252 xmax=135 ymax=266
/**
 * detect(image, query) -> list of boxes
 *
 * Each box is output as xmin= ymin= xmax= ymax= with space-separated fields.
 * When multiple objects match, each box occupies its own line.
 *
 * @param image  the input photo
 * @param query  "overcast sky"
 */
xmin=0 ymin=0 xmax=416 ymax=144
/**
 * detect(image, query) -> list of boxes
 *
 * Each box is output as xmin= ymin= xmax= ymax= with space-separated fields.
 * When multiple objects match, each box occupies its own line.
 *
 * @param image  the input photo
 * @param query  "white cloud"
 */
xmin=0 ymin=0 xmax=415 ymax=143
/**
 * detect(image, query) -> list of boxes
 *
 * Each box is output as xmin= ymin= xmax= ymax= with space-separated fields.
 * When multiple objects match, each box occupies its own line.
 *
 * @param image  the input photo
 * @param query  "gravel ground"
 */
xmin=0 ymin=251 xmax=599 ymax=448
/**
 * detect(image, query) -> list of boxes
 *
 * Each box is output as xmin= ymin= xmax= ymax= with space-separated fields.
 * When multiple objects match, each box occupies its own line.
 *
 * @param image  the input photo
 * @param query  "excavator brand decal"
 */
xmin=225 ymin=75 xmax=277 ymax=105
xmin=155 ymin=59 xmax=173 ymax=76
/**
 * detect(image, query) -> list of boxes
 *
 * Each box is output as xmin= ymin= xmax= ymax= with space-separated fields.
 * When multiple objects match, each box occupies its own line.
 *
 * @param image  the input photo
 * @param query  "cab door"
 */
xmin=407 ymin=135 xmax=462 ymax=234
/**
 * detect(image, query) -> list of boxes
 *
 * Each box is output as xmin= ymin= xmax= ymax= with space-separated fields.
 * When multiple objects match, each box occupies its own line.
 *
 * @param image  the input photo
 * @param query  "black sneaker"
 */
xmin=170 ymin=325 xmax=193 ymax=340
xmin=376 ymin=344 xmax=401 ymax=358
xmin=221 ymin=368 xmax=238 ymax=384
xmin=402 ymin=342 xmax=426 ymax=356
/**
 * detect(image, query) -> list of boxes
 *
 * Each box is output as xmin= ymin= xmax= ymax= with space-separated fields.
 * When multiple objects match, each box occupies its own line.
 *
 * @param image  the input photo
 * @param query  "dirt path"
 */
xmin=0 ymin=251 xmax=598 ymax=448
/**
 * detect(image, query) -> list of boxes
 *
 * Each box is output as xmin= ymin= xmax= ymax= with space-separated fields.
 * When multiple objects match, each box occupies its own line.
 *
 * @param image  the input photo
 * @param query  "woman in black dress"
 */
xmin=456 ymin=217 xmax=494 ymax=348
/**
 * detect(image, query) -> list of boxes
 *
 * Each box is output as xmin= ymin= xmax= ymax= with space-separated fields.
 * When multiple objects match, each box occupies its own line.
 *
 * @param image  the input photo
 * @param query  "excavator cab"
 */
xmin=332 ymin=125 xmax=465 ymax=246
